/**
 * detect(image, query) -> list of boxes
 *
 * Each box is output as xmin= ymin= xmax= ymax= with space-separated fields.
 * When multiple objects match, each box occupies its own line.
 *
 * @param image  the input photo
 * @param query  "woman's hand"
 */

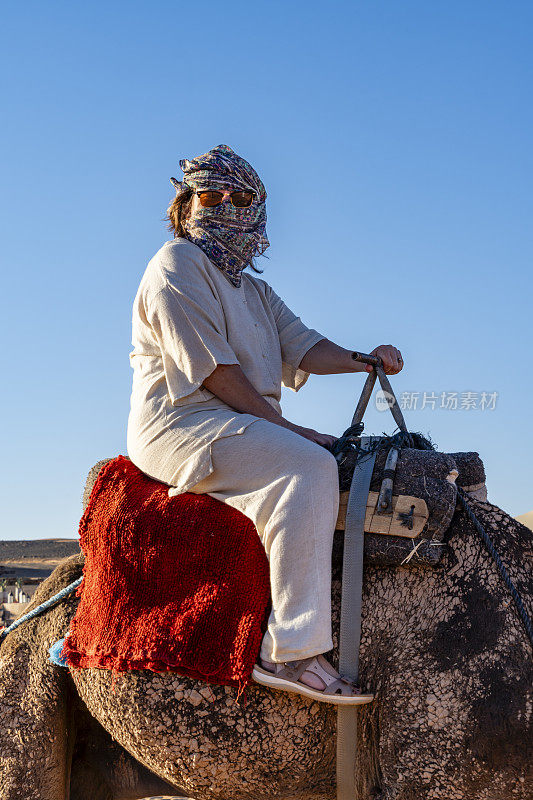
xmin=287 ymin=423 xmax=337 ymax=450
xmin=365 ymin=344 xmax=404 ymax=375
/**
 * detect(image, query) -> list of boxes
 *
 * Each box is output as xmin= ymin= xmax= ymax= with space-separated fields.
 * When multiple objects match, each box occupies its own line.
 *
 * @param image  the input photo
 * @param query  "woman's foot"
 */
xmin=252 ymin=653 xmax=374 ymax=705
xmin=261 ymin=654 xmax=340 ymax=690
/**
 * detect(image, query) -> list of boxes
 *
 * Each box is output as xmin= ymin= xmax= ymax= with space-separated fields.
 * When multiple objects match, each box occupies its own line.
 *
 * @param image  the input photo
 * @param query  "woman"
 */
xmin=127 ymin=144 xmax=403 ymax=705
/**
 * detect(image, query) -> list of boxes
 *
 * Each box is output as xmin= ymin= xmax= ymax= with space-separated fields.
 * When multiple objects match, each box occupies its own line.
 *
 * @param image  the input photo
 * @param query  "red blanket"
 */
xmin=61 ymin=456 xmax=271 ymax=689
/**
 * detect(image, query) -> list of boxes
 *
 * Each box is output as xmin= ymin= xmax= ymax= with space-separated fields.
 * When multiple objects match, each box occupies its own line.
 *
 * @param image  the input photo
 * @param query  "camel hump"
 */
xmin=82 ymin=458 xmax=120 ymax=512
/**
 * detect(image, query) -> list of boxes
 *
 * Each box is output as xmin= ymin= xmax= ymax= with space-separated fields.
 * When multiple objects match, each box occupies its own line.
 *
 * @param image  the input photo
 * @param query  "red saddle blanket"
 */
xmin=61 ymin=455 xmax=271 ymax=689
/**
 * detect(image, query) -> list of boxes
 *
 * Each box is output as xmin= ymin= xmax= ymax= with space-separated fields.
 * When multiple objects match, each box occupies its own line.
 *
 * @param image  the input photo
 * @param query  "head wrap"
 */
xmin=170 ymin=144 xmax=269 ymax=288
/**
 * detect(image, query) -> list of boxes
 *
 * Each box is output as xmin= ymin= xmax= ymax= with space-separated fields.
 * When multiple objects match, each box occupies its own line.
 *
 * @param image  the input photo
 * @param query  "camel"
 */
xmin=0 ymin=448 xmax=531 ymax=800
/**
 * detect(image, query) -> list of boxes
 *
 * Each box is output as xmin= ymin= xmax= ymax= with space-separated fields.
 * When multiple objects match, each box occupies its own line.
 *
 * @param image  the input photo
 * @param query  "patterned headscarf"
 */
xmin=170 ymin=144 xmax=269 ymax=288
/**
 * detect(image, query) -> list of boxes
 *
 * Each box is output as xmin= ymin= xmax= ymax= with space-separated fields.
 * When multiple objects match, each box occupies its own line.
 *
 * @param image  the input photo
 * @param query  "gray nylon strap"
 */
xmin=336 ymin=436 xmax=380 ymax=800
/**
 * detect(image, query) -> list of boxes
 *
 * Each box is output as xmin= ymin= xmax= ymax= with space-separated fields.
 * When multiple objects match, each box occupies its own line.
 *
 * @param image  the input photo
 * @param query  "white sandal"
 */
xmin=252 ymin=655 xmax=374 ymax=706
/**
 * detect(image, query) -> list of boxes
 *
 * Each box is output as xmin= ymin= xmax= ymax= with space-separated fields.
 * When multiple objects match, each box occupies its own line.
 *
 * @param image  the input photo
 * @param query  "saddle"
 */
xmin=61 ymin=455 xmax=272 ymax=689
xmin=335 ymin=434 xmax=486 ymax=567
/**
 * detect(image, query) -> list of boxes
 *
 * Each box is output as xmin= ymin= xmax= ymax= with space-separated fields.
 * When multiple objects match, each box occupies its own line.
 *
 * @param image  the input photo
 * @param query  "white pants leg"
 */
xmin=185 ymin=418 xmax=340 ymax=663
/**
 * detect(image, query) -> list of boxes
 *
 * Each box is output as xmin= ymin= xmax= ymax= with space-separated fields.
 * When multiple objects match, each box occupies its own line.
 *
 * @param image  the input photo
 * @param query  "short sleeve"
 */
xmin=147 ymin=263 xmax=239 ymax=404
xmin=266 ymin=285 xmax=326 ymax=392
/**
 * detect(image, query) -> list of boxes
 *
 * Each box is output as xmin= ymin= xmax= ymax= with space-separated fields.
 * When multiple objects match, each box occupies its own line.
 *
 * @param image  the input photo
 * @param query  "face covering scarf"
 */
xmin=170 ymin=144 xmax=269 ymax=288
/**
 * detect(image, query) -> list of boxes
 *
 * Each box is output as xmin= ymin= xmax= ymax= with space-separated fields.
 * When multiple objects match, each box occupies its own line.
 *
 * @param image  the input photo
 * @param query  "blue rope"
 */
xmin=0 ymin=577 xmax=83 ymax=644
xmin=456 ymin=487 xmax=533 ymax=648
xmin=48 ymin=636 xmax=69 ymax=666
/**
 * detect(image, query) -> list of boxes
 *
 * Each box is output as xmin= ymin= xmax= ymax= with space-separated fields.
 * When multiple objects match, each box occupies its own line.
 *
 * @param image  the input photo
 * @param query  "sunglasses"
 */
xmin=196 ymin=189 xmax=255 ymax=209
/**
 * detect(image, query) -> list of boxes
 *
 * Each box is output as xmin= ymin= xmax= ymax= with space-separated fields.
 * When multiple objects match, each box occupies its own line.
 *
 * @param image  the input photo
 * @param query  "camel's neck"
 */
xmin=331 ymin=499 xmax=531 ymax=672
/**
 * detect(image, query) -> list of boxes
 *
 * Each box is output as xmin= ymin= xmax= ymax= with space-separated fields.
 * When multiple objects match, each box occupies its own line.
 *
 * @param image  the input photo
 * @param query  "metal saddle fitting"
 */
xmin=375 ymin=445 xmax=399 ymax=516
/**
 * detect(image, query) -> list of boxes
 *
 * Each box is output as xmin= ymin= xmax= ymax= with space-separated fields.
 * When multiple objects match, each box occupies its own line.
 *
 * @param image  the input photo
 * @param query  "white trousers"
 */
xmin=184 ymin=419 xmax=340 ymax=663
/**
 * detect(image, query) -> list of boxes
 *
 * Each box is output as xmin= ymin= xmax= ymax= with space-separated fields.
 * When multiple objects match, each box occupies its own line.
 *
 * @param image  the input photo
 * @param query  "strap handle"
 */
xmin=350 ymin=351 xmax=409 ymax=434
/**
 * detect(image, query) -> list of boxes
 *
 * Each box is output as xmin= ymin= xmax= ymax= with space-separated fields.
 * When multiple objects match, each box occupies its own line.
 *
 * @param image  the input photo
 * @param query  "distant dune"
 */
xmin=515 ymin=511 xmax=533 ymax=531
xmin=0 ymin=539 xmax=80 ymax=562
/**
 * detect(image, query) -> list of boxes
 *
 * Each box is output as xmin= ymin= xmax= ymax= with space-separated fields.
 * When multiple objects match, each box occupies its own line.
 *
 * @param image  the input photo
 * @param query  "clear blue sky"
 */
xmin=1 ymin=1 xmax=531 ymax=541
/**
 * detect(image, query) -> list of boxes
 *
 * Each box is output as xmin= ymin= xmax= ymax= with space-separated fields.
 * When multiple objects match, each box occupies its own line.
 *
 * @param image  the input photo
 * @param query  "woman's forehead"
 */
xmin=201 ymin=184 xmax=247 ymax=192
xmin=192 ymin=177 xmax=253 ymax=193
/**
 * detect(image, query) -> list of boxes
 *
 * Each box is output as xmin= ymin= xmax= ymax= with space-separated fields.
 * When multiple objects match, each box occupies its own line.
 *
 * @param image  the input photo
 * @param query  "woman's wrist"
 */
xmin=349 ymin=352 xmax=367 ymax=373
xmin=269 ymin=415 xmax=297 ymax=432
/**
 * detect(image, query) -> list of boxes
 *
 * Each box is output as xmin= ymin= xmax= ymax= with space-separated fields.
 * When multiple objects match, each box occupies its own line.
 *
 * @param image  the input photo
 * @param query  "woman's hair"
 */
xmin=164 ymin=191 xmax=264 ymax=275
xmin=164 ymin=188 xmax=194 ymax=238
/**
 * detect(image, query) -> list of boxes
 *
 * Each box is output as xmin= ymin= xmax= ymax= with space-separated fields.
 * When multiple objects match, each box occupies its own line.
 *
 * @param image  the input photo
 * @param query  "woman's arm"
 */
xmin=202 ymin=364 xmax=290 ymax=425
xmin=264 ymin=284 xmax=403 ymax=378
xmin=202 ymin=364 xmax=336 ymax=448
xmin=299 ymin=339 xmax=403 ymax=375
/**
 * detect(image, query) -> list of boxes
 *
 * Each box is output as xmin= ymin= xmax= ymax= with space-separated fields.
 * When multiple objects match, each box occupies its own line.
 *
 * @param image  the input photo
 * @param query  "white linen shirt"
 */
xmin=126 ymin=237 xmax=326 ymax=494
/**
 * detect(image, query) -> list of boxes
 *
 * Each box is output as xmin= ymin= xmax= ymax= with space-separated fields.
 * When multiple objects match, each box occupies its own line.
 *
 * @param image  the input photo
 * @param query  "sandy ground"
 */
xmin=516 ymin=510 xmax=533 ymax=531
